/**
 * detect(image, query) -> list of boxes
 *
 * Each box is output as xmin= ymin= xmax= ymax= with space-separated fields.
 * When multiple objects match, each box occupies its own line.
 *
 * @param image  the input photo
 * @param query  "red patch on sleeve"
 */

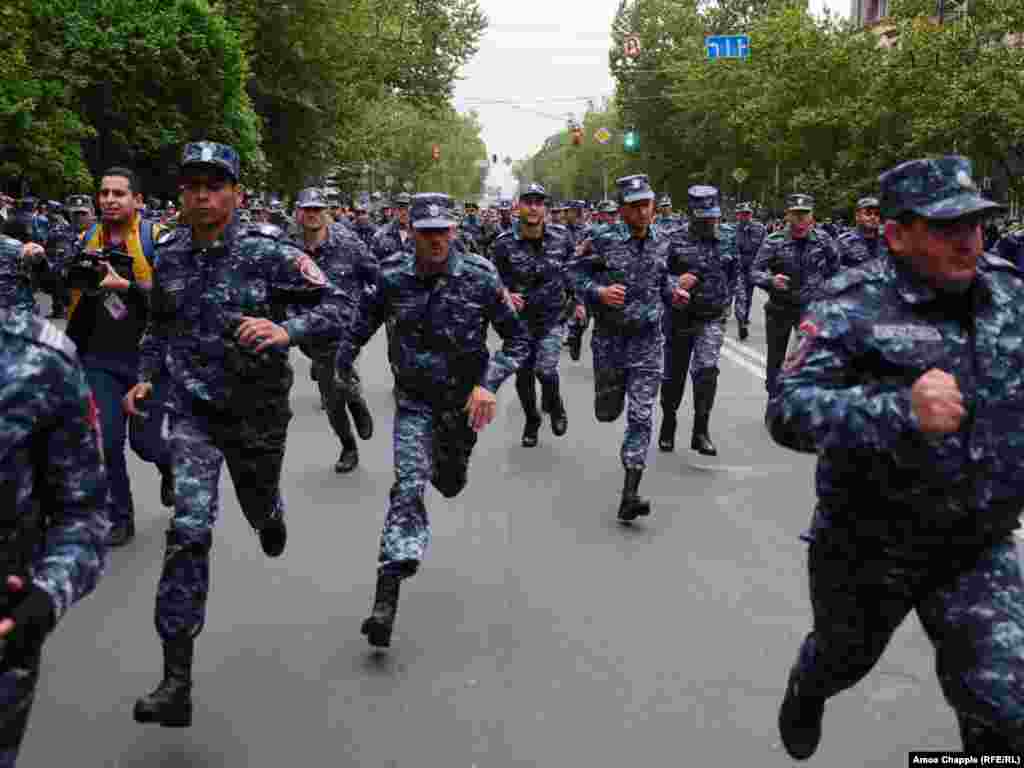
xmin=798 ymin=319 xmax=819 ymax=337
xmin=86 ymin=393 xmax=100 ymax=431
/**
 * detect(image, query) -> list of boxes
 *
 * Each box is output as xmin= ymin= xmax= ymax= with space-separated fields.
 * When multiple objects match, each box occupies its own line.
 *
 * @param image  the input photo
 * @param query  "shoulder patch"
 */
xmin=3 ymin=313 xmax=80 ymax=360
xmin=156 ymin=228 xmax=179 ymax=246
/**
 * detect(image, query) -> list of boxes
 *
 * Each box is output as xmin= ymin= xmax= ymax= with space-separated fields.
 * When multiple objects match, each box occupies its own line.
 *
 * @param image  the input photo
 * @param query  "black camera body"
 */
xmin=67 ymin=247 xmax=134 ymax=291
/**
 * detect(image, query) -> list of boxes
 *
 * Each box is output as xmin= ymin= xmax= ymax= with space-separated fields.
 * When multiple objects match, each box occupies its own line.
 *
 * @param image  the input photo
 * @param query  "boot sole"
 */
xmin=133 ymin=708 xmax=192 ymax=727
xmin=361 ymin=617 xmax=393 ymax=648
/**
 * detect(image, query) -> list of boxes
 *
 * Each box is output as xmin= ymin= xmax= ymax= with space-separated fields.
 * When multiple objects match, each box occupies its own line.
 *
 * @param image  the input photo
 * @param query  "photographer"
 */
xmin=66 ymin=167 xmax=161 ymax=547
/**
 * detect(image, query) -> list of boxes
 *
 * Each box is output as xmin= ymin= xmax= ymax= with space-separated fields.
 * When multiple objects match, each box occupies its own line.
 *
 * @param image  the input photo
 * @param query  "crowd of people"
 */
xmin=1 ymin=142 xmax=1023 ymax=766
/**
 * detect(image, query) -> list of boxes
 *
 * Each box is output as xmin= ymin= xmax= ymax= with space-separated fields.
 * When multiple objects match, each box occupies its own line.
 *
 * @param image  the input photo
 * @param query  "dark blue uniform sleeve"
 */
xmin=273 ymin=240 xmax=353 ymax=346
xmin=335 ymin=278 xmax=390 ymax=373
xmin=481 ymin=275 xmax=530 ymax=393
xmin=767 ymin=297 xmax=920 ymax=454
xmin=34 ymin=358 xmax=109 ymax=623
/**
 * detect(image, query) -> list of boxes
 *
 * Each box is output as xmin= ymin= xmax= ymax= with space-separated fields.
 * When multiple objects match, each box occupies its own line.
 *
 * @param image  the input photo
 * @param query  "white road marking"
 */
xmin=721 ymin=343 xmax=766 ymax=381
xmin=723 ymin=336 xmax=767 ymax=366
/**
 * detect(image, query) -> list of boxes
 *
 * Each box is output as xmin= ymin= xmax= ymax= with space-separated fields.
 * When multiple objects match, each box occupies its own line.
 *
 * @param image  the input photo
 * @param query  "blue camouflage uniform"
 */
xmin=751 ymin=195 xmax=840 ymax=397
xmin=290 ymin=197 xmax=377 ymax=466
xmin=768 ymin=156 xmax=1024 ymax=757
xmin=0 ymin=310 xmax=108 ymax=767
xmin=570 ymin=178 xmax=673 ymax=475
xmin=137 ymin=146 xmax=350 ymax=645
xmin=660 ymin=186 xmax=739 ymax=455
xmin=995 ymin=226 xmax=1024 ymax=270
xmin=459 ymin=205 xmax=484 ymax=254
xmin=731 ymin=205 xmax=766 ymax=334
xmin=336 ymin=194 xmax=529 ymax=577
xmin=0 ymin=238 xmax=38 ymax=314
xmin=492 ymin=203 xmax=574 ymax=439
xmin=835 ymin=227 xmax=888 ymax=269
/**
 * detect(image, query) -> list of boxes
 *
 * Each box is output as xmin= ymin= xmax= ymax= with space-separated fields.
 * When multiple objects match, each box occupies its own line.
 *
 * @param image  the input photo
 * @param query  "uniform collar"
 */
xmin=889 ymin=252 xmax=988 ymax=307
xmin=413 ymin=247 xmax=463 ymax=279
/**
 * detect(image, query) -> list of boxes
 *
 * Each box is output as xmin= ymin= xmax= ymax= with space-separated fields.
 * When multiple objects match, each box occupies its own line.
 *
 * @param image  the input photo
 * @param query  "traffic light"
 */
xmin=431 ymin=144 xmax=441 ymax=161
xmin=571 ymin=126 xmax=583 ymax=146
xmin=623 ymin=127 xmax=639 ymax=152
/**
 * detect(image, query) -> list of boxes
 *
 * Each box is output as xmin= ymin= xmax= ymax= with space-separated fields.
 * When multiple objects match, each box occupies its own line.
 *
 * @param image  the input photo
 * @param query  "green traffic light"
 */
xmin=624 ymin=130 xmax=639 ymax=151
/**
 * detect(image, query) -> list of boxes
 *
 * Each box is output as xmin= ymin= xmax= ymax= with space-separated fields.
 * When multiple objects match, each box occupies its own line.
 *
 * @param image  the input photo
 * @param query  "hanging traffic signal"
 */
xmin=623 ymin=127 xmax=639 ymax=152
xmin=571 ymin=126 xmax=583 ymax=146
xmin=431 ymin=144 xmax=441 ymax=161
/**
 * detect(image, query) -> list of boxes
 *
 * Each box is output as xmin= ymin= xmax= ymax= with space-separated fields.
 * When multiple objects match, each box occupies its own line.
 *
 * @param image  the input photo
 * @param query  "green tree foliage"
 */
xmin=538 ymin=0 xmax=1024 ymax=217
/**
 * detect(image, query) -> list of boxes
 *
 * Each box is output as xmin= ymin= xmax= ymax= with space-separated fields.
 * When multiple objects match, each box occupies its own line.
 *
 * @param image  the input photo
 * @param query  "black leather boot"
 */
xmin=690 ymin=370 xmax=718 ymax=456
xmin=517 ymin=372 xmax=542 ymax=447
xmin=159 ymin=464 xmax=175 ymax=509
xmin=542 ymin=379 xmax=568 ymax=437
xmin=348 ymin=395 xmax=374 ymax=441
xmin=361 ymin=572 xmax=402 ymax=648
xmin=108 ymin=518 xmax=135 ymax=547
xmin=334 ymin=443 xmax=359 ymax=474
xmin=258 ymin=517 xmax=287 ymax=558
xmin=658 ymin=411 xmax=677 ymax=452
xmin=778 ymin=671 xmax=825 ymax=760
xmin=134 ymin=638 xmax=194 ymax=727
xmin=617 ymin=468 xmax=651 ymax=522
xmin=738 ymin=323 xmax=749 ymax=341
xmin=568 ymin=328 xmax=582 ymax=361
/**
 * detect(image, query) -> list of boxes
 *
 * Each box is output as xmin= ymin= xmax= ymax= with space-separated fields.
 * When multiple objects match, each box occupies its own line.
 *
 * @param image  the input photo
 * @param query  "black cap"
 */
xmin=879 ymin=156 xmax=1003 ymax=220
xmin=786 ymin=193 xmax=814 ymax=212
xmin=392 ymin=192 xmax=412 ymax=208
xmin=180 ymin=141 xmax=240 ymax=181
xmin=687 ymin=185 xmax=721 ymax=219
xmin=520 ymin=183 xmax=548 ymax=201
xmin=856 ymin=196 xmax=880 ymax=210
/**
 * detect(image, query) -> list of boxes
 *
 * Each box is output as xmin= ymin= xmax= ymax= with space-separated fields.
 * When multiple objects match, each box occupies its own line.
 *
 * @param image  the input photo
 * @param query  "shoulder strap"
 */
xmin=139 ymin=219 xmax=155 ymax=262
xmin=83 ymin=222 xmax=98 ymax=246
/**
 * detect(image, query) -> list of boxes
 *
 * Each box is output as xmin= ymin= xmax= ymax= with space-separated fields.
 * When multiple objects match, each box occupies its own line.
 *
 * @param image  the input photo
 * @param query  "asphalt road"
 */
xmin=19 ymin=292 xmax=1022 ymax=767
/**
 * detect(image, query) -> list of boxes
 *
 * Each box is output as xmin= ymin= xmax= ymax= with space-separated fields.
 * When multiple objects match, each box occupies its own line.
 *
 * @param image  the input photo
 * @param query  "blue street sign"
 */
xmin=705 ymin=35 xmax=751 ymax=59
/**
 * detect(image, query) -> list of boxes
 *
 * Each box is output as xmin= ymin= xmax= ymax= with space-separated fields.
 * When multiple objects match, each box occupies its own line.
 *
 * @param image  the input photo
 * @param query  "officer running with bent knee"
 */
xmin=769 ymin=156 xmax=1024 ymax=760
xmin=571 ymin=174 xmax=673 ymax=523
xmin=491 ymin=183 xmax=573 ymax=447
xmin=123 ymin=142 xmax=350 ymax=728
xmin=335 ymin=193 xmax=529 ymax=649
xmin=659 ymin=185 xmax=739 ymax=457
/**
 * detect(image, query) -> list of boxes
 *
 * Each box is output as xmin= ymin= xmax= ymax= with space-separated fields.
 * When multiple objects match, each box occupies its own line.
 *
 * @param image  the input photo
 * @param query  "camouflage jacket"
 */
xmin=370 ymin=220 xmax=414 ymax=261
xmin=139 ymin=216 xmax=351 ymax=410
xmin=768 ymin=252 xmax=1024 ymax=547
xmin=836 ymin=228 xmax=888 ymax=270
xmin=751 ymin=227 xmax=840 ymax=311
xmin=491 ymin=222 xmax=574 ymax=332
xmin=0 ymin=310 xmax=108 ymax=623
xmin=734 ymin=220 xmax=767 ymax=268
xmin=570 ymin=222 xmax=673 ymax=336
xmin=996 ymin=227 xmax=1024 ymax=271
xmin=459 ymin=217 xmax=484 ymax=253
xmin=289 ymin=223 xmax=375 ymax=361
xmin=352 ymin=221 xmax=377 ymax=249
xmin=0 ymin=235 xmax=38 ymax=312
xmin=666 ymin=223 xmax=740 ymax=321
xmin=337 ymin=249 xmax=529 ymax=407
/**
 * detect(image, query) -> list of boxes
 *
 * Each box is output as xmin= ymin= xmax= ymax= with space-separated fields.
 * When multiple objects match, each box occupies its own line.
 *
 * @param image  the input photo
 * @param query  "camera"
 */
xmin=66 ymin=247 xmax=134 ymax=291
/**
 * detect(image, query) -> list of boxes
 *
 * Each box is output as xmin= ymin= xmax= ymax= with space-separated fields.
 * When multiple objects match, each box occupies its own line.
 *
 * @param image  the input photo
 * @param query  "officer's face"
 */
xmin=855 ymin=206 xmax=880 ymax=236
xmin=414 ymin=227 xmax=450 ymax=268
xmin=519 ymin=196 xmax=546 ymax=226
xmin=886 ymin=215 xmax=984 ymax=292
xmin=98 ymin=175 xmax=135 ymax=224
xmin=736 ymin=211 xmax=752 ymax=223
xmin=621 ymin=199 xmax=654 ymax=233
xmin=355 ymin=210 xmax=369 ymax=223
xmin=298 ymin=206 xmax=328 ymax=231
xmin=180 ymin=171 xmax=237 ymax=232
xmin=786 ymin=210 xmax=814 ymax=239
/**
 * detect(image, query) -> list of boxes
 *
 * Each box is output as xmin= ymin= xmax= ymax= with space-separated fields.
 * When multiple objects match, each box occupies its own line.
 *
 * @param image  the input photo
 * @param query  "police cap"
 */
xmin=180 ymin=141 xmax=240 ymax=182
xmin=879 ymin=156 xmax=1003 ymax=220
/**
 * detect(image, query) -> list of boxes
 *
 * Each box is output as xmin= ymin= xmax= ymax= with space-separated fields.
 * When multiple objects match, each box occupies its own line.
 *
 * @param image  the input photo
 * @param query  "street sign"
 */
xmin=705 ymin=35 xmax=750 ymax=59
xmin=732 ymin=167 xmax=749 ymax=185
xmin=595 ymin=127 xmax=611 ymax=145
xmin=624 ymin=36 xmax=641 ymax=58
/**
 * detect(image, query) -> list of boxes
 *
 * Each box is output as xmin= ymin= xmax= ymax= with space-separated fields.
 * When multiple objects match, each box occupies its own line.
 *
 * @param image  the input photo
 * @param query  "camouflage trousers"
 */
xmin=0 ymin=655 xmax=40 ymax=768
xmin=516 ymin=322 xmax=566 ymax=414
xmin=591 ymin=328 xmax=663 ymax=470
xmin=155 ymin=398 xmax=291 ymax=640
xmin=734 ymin=265 xmax=755 ymax=326
xmin=379 ymin=390 xmax=478 ymax=577
xmin=661 ymin=317 xmax=726 ymax=415
xmin=790 ymin=531 xmax=1024 ymax=752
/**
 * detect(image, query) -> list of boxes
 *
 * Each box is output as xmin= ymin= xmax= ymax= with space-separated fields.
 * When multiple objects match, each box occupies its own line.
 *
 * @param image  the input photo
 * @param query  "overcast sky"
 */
xmin=453 ymin=0 xmax=849 ymax=196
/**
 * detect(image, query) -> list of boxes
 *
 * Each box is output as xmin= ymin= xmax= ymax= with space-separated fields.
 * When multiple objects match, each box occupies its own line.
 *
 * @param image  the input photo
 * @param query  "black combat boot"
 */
xmin=335 ymin=442 xmax=359 ymax=474
xmin=617 ymin=468 xmax=651 ymax=522
xmin=738 ymin=323 xmax=749 ymax=341
xmin=361 ymin=572 xmax=402 ymax=648
xmin=159 ymin=464 xmax=175 ymax=509
xmin=108 ymin=518 xmax=135 ymax=547
xmin=542 ymin=379 xmax=568 ymax=437
xmin=778 ymin=671 xmax=825 ymax=760
xmin=516 ymin=372 xmax=542 ymax=447
xmin=568 ymin=328 xmax=582 ymax=361
xmin=258 ymin=517 xmax=287 ymax=558
xmin=658 ymin=412 xmax=677 ymax=452
xmin=348 ymin=395 xmax=374 ymax=441
xmin=690 ymin=370 xmax=719 ymax=456
xmin=134 ymin=638 xmax=194 ymax=727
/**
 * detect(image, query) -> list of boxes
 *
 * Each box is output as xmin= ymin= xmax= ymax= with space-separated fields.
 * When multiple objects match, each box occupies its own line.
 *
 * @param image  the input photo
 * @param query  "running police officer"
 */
xmin=751 ymin=193 xmax=839 ymax=402
xmin=659 ymin=185 xmax=739 ymax=457
xmin=123 ymin=142 xmax=349 ymax=727
xmin=836 ymin=196 xmax=888 ymax=269
xmin=769 ymin=156 xmax=1024 ymax=759
xmin=336 ymin=193 xmax=529 ymax=649
xmin=491 ymin=183 xmax=574 ymax=447
xmin=732 ymin=202 xmax=766 ymax=341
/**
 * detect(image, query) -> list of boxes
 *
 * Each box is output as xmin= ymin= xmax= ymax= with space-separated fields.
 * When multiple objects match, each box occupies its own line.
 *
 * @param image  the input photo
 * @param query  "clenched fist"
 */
xmin=911 ymin=369 xmax=964 ymax=434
